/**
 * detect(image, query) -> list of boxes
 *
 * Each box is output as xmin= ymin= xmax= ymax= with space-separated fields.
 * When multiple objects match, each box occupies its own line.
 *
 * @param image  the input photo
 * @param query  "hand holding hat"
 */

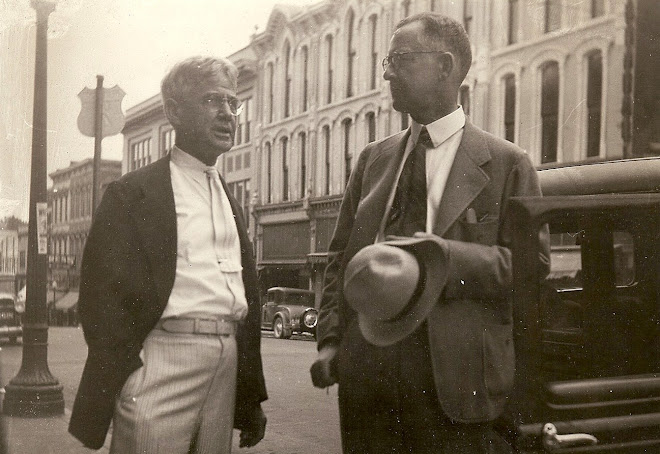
xmin=344 ymin=236 xmax=449 ymax=346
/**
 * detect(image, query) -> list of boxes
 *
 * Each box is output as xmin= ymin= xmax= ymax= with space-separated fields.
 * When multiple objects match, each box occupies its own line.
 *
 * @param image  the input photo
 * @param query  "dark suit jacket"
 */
xmin=69 ymin=155 xmax=267 ymax=449
xmin=317 ymin=120 xmax=544 ymax=423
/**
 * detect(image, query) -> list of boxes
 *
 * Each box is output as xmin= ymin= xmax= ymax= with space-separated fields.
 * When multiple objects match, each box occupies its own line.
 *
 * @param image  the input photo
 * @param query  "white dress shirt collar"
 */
xmin=410 ymin=106 xmax=466 ymax=148
xmin=170 ymin=146 xmax=220 ymax=178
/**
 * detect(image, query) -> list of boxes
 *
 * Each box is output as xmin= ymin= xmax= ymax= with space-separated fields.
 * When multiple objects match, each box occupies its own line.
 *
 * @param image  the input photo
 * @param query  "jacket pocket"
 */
xmin=118 ymin=349 xmax=146 ymax=403
xmin=459 ymin=217 xmax=500 ymax=245
xmin=482 ymin=323 xmax=514 ymax=397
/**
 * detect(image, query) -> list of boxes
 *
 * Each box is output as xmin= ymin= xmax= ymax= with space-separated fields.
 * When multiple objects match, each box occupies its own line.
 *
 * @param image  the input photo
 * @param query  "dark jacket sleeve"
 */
xmin=316 ymin=145 xmax=372 ymax=349
xmin=230 ymin=192 xmax=268 ymax=430
xmin=69 ymin=181 xmax=152 ymax=449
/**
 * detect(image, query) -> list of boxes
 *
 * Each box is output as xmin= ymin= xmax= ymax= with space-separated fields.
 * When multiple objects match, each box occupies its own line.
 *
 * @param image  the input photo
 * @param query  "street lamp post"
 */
xmin=3 ymin=0 xmax=65 ymax=417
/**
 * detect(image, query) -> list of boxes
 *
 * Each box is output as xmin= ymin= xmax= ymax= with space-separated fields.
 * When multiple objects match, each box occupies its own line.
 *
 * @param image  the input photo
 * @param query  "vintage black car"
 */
xmin=261 ymin=287 xmax=318 ymax=339
xmin=500 ymin=157 xmax=660 ymax=452
xmin=0 ymin=293 xmax=22 ymax=344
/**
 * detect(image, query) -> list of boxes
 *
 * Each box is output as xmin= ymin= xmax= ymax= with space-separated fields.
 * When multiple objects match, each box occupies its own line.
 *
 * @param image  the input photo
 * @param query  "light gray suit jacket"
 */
xmin=318 ymin=119 xmax=544 ymax=423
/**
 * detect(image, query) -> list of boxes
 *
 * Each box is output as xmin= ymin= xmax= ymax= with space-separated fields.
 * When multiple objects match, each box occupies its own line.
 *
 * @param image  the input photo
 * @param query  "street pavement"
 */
xmin=0 ymin=327 xmax=341 ymax=454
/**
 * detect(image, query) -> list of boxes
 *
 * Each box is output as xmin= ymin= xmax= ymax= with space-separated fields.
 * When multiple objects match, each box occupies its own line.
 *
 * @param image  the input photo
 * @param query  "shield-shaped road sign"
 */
xmin=77 ymin=85 xmax=126 ymax=138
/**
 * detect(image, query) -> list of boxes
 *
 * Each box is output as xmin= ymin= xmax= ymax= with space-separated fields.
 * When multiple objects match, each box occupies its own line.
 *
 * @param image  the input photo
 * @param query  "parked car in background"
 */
xmin=0 ymin=293 xmax=22 ymax=344
xmin=261 ymin=287 xmax=318 ymax=339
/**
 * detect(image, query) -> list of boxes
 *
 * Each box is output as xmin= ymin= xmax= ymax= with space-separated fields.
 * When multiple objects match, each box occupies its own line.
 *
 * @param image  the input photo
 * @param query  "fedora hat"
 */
xmin=344 ymin=236 xmax=449 ymax=347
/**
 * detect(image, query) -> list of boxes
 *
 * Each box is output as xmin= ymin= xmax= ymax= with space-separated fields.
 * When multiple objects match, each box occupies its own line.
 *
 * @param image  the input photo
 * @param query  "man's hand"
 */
xmin=310 ymin=344 xmax=339 ymax=388
xmin=239 ymin=405 xmax=266 ymax=448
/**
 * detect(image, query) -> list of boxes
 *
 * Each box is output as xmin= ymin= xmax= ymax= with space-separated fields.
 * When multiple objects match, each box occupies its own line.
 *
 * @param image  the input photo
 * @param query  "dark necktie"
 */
xmin=385 ymin=127 xmax=432 ymax=236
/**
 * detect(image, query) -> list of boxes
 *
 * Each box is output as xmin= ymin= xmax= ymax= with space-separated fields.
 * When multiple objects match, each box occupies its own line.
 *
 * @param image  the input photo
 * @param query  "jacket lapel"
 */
xmin=129 ymin=156 xmax=178 ymax=308
xmin=345 ymin=131 xmax=409 ymax=259
xmin=433 ymin=122 xmax=491 ymax=237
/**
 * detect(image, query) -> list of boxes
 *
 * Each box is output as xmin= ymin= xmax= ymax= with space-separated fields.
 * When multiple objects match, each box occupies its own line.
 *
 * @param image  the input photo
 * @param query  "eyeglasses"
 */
xmin=381 ymin=51 xmax=449 ymax=71
xmin=203 ymin=94 xmax=244 ymax=116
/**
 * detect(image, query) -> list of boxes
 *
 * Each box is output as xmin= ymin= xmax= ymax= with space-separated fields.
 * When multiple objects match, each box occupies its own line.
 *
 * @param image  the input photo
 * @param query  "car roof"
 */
xmin=538 ymin=157 xmax=660 ymax=196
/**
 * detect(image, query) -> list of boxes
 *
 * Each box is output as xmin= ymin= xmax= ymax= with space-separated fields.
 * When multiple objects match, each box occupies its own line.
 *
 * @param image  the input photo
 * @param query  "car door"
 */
xmin=503 ymin=193 xmax=660 ymax=453
xmin=261 ymin=291 xmax=278 ymax=330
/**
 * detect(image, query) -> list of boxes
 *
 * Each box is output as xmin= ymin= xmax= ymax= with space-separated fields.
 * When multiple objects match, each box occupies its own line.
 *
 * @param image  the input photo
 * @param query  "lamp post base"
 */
xmin=3 ymin=383 xmax=64 ymax=417
xmin=2 ymin=325 xmax=64 ymax=417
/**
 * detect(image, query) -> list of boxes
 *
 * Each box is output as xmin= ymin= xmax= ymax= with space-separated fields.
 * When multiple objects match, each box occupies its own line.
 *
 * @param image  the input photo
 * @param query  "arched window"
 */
xmin=265 ymin=142 xmax=272 ymax=203
xmin=586 ymin=50 xmax=603 ymax=158
xmin=591 ymin=0 xmax=605 ymax=18
xmin=401 ymin=112 xmax=409 ymax=130
xmin=544 ymin=0 xmax=561 ymax=33
xmin=402 ymin=0 xmax=410 ymax=18
xmin=369 ymin=15 xmax=378 ymax=90
xmin=541 ymin=61 xmax=559 ymax=163
xmin=323 ymin=125 xmax=331 ymax=195
xmin=284 ymin=42 xmax=292 ymax=118
xmin=299 ymin=131 xmax=307 ymax=198
xmin=343 ymin=118 xmax=353 ymax=186
xmin=503 ymin=74 xmax=516 ymax=142
xmin=346 ymin=10 xmax=355 ymax=98
xmin=281 ymin=136 xmax=289 ymax=201
xmin=301 ymin=46 xmax=309 ymax=112
xmin=366 ymin=112 xmax=376 ymax=143
xmin=508 ymin=0 xmax=519 ymax=45
xmin=325 ymin=35 xmax=334 ymax=104
xmin=463 ymin=0 xmax=473 ymax=38
xmin=267 ymin=62 xmax=274 ymax=123
xmin=459 ymin=85 xmax=471 ymax=116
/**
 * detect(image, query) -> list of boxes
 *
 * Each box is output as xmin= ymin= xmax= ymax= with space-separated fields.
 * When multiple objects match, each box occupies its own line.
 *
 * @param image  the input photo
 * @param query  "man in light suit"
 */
xmin=69 ymin=56 xmax=267 ymax=453
xmin=311 ymin=13 xmax=545 ymax=453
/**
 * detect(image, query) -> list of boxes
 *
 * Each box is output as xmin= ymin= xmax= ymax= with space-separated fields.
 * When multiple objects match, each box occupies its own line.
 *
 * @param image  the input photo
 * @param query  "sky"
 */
xmin=0 ymin=0 xmax=318 ymax=220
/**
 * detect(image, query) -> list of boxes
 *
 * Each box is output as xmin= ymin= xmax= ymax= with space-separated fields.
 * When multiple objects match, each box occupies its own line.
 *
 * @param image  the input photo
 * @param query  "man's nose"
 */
xmin=383 ymin=65 xmax=394 ymax=81
xmin=216 ymin=101 xmax=233 ymax=117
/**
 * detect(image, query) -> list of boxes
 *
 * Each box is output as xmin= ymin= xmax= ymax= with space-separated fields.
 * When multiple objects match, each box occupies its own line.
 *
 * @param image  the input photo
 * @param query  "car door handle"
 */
xmin=542 ymin=423 xmax=598 ymax=451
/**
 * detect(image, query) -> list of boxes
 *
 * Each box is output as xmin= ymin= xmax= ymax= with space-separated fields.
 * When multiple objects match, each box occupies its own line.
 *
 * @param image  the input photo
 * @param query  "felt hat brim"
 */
xmin=356 ymin=236 xmax=449 ymax=347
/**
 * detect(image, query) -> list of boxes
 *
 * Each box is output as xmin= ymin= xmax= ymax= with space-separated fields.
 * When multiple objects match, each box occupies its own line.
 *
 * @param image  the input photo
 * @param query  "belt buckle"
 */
xmin=195 ymin=319 xmax=217 ymax=335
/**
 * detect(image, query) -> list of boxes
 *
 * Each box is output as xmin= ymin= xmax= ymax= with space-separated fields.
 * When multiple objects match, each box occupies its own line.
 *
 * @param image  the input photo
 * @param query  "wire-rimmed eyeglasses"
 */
xmin=203 ymin=94 xmax=244 ymax=116
xmin=381 ymin=51 xmax=449 ymax=71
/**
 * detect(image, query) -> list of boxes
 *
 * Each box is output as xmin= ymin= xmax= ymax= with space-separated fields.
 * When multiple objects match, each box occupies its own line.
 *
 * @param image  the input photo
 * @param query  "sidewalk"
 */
xmin=3 ymin=408 xmax=110 ymax=454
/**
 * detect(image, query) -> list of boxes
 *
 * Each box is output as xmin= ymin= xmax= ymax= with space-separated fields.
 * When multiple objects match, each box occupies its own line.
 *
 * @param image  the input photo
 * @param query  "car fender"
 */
xmin=274 ymin=308 xmax=293 ymax=328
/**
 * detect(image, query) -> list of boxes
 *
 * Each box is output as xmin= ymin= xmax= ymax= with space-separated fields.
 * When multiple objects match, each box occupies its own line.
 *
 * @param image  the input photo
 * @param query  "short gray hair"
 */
xmin=161 ymin=56 xmax=238 ymax=103
xmin=396 ymin=12 xmax=472 ymax=83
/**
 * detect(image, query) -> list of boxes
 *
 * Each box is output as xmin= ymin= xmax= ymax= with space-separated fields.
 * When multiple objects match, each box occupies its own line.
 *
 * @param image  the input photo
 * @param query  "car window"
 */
xmin=540 ymin=219 xmax=656 ymax=381
xmin=282 ymin=292 xmax=313 ymax=306
xmin=547 ymin=231 xmax=635 ymax=291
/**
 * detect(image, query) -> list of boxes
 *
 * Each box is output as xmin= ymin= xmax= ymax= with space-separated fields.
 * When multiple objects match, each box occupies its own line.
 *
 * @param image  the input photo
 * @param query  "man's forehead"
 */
xmin=390 ymin=22 xmax=427 ymax=50
xmin=200 ymin=74 xmax=237 ymax=94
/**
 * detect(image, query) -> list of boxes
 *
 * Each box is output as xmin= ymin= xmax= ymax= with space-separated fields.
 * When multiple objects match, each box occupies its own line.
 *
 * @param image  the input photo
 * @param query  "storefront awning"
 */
xmin=55 ymin=291 xmax=79 ymax=310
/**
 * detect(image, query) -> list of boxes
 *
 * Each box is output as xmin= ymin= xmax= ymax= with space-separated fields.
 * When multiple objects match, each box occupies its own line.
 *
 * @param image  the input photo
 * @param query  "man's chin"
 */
xmin=212 ymin=138 xmax=234 ymax=153
xmin=390 ymin=97 xmax=408 ymax=115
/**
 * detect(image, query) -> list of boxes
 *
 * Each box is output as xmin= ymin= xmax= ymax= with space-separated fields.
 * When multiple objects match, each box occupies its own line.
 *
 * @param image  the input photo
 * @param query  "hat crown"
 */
xmin=344 ymin=244 xmax=420 ymax=321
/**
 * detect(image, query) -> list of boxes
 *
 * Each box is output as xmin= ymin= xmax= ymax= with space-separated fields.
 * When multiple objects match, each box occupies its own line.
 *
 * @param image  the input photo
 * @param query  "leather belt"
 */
xmin=155 ymin=317 xmax=237 ymax=336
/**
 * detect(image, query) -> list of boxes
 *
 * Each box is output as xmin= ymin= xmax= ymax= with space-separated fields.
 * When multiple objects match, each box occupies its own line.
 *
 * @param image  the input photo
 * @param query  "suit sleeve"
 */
xmin=316 ymin=146 xmax=371 ymax=349
xmin=442 ymin=151 xmax=548 ymax=300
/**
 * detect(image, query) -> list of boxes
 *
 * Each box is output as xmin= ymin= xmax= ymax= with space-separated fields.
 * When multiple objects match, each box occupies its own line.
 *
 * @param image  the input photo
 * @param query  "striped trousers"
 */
xmin=110 ymin=329 xmax=237 ymax=454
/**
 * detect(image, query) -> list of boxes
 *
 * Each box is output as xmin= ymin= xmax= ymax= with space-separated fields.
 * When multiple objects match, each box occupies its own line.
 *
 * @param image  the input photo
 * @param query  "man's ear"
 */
xmin=437 ymin=52 xmax=455 ymax=81
xmin=164 ymin=98 xmax=180 ymax=127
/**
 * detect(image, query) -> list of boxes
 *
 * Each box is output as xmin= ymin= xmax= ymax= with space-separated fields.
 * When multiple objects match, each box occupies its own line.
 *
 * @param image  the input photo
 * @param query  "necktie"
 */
xmin=385 ymin=127 xmax=432 ymax=236
xmin=205 ymin=168 xmax=241 ymax=270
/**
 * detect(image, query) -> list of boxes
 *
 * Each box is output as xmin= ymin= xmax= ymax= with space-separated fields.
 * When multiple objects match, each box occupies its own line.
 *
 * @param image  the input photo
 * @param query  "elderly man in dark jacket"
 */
xmin=69 ymin=56 xmax=267 ymax=454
